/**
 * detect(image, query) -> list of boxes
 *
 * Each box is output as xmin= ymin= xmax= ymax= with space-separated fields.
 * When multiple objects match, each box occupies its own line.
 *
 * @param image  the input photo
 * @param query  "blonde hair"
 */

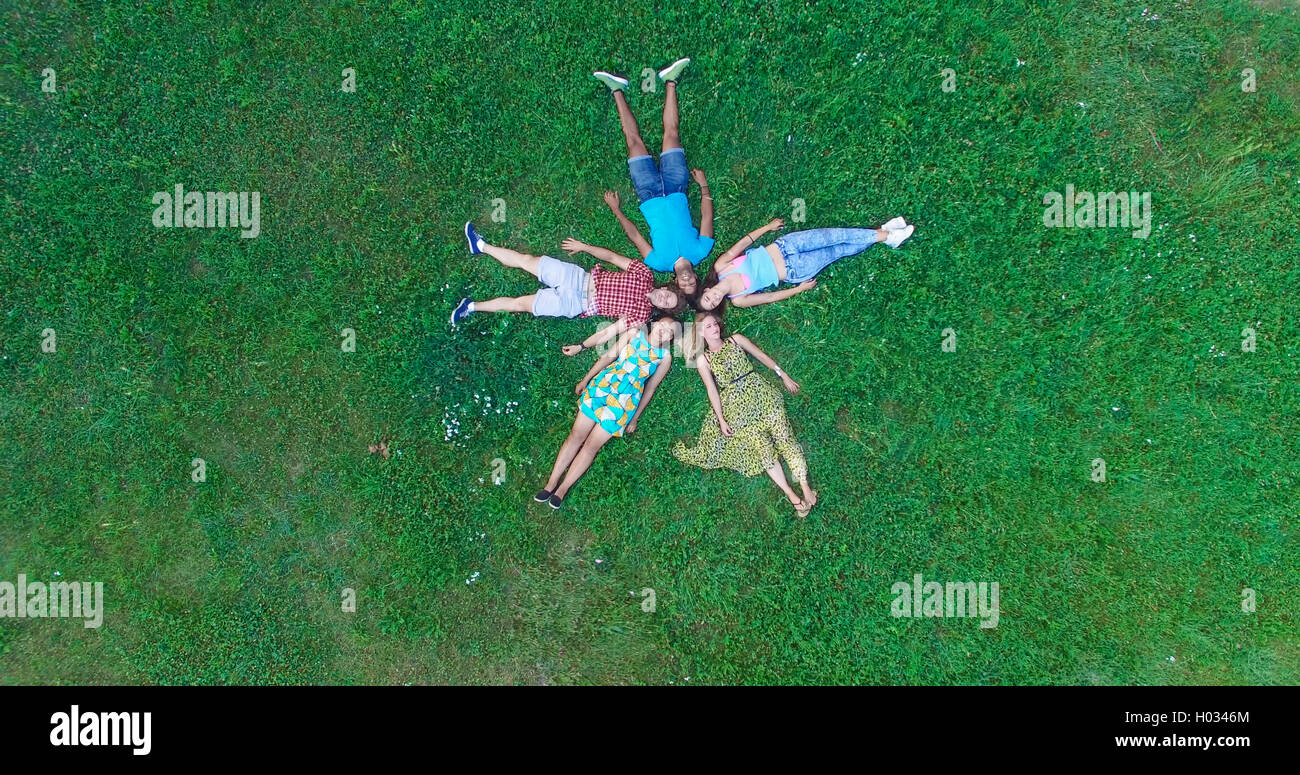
xmin=683 ymin=311 xmax=725 ymax=363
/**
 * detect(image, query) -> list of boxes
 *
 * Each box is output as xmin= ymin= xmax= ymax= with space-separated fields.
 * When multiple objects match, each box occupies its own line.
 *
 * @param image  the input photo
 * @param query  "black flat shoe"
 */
xmin=534 ymin=489 xmax=552 ymax=503
xmin=548 ymin=493 xmax=563 ymax=510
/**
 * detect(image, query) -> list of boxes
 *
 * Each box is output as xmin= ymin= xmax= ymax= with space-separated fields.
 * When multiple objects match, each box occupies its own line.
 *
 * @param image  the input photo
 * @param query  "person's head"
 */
xmin=694 ymin=310 xmax=726 ymax=347
xmin=648 ymin=282 xmax=687 ymax=316
xmin=698 ymin=284 xmax=728 ymax=311
xmin=647 ymin=314 xmax=678 ymax=347
xmin=674 ymin=260 xmax=700 ymax=304
xmin=695 ymin=268 xmax=728 ymax=312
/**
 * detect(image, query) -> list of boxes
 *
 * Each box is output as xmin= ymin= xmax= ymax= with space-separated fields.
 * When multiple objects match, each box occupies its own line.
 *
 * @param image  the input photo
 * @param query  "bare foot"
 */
xmin=368 ymin=440 xmax=391 ymax=459
xmin=802 ymin=487 xmax=818 ymax=507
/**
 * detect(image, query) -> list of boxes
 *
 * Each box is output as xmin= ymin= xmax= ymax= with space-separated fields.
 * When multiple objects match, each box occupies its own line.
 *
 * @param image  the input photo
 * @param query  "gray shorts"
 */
xmin=531 ymin=255 xmax=589 ymax=318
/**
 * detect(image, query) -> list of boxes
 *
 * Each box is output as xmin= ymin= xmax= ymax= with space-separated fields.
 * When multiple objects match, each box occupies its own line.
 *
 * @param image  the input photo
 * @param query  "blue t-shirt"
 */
xmin=639 ymin=192 xmax=715 ymax=272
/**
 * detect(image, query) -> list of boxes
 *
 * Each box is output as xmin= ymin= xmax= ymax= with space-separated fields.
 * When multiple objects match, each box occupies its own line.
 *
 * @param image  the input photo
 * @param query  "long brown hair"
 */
xmin=698 ymin=268 xmax=728 ymax=313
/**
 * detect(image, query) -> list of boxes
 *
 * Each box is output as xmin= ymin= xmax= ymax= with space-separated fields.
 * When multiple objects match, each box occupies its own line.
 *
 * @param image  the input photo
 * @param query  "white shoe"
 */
xmin=593 ymin=71 xmax=630 ymax=92
xmin=883 ymin=216 xmax=906 ymax=230
xmin=884 ymin=224 xmax=914 ymax=248
xmin=657 ymin=58 xmax=691 ymax=82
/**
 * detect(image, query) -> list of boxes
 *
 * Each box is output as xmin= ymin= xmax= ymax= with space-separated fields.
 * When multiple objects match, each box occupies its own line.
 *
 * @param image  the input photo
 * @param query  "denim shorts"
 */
xmin=627 ymin=147 xmax=689 ymax=203
xmin=531 ymin=255 xmax=589 ymax=318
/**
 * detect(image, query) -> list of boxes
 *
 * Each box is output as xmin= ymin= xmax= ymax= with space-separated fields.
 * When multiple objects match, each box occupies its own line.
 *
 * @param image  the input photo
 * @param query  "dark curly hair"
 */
xmin=648 ymin=309 xmax=679 ymax=325
xmin=651 ymin=282 xmax=688 ymax=317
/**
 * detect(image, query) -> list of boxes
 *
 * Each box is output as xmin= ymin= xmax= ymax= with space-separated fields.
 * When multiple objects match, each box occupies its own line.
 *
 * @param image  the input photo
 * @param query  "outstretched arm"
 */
xmin=562 ymin=237 xmax=633 ymax=271
xmin=603 ymin=190 xmax=652 ymax=259
xmin=695 ymin=355 xmax=732 ymax=435
xmin=731 ymin=280 xmax=817 ymax=309
xmin=626 ymin=353 xmax=673 ymax=434
xmin=562 ymin=317 xmax=629 ymax=355
xmin=712 ymin=217 xmax=785 ymax=273
xmin=732 ymin=333 xmax=800 ymax=393
xmin=691 ymin=169 xmax=714 ymax=240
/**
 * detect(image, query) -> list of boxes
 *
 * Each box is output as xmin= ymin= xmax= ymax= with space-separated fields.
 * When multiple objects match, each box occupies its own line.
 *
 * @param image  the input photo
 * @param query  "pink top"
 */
xmin=727 ymin=256 xmax=751 ymax=292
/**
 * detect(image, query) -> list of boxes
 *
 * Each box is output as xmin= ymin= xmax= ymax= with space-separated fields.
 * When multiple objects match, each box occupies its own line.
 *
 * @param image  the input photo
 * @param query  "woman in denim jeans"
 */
xmin=697 ymin=217 xmax=916 ymax=311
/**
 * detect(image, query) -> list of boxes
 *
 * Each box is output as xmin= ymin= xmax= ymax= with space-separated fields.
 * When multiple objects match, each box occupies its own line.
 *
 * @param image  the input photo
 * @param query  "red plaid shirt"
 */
xmin=587 ymin=260 xmax=654 ymax=324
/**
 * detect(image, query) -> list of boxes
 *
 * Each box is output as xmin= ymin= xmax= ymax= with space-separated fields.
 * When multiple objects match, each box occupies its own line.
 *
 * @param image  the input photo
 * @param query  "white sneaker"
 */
xmin=657 ymin=58 xmax=691 ymax=82
xmin=593 ymin=71 xmax=630 ymax=92
xmin=883 ymin=216 xmax=906 ymax=230
xmin=884 ymin=224 xmax=914 ymax=248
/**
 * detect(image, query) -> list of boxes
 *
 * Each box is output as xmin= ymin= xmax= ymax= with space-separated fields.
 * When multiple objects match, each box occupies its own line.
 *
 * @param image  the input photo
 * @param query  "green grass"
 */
xmin=2 ymin=0 xmax=1297 ymax=684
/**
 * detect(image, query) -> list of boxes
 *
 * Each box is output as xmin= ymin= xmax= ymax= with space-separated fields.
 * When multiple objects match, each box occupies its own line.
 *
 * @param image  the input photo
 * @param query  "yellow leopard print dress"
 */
xmin=673 ymin=338 xmax=806 ymax=479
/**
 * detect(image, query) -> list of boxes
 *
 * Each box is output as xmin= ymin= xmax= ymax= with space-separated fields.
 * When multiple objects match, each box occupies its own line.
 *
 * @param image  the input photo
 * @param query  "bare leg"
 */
xmin=481 ymin=242 xmax=542 ymax=279
xmin=554 ymin=425 xmax=615 ymax=498
xmin=770 ymin=418 xmax=813 ymax=507
xmin=613 ymin=91 xmax=650 ymax=159
xmin=799 ymin=476 xmax=817 ymax=507
xmin=765 ymin=461 xmax=803 ymax=509
xmin=474 ymin=295 xmax=535 ymax=314
xmin=545 ymin=411 xmax=597 ymax=491
xmin=662 ymin=81 xmax=682 ymax=152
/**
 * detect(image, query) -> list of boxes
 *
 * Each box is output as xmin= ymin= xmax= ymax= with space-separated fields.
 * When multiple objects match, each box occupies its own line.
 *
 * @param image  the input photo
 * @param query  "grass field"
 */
xmin=2 ymin=0 xmax=1297 ymax=685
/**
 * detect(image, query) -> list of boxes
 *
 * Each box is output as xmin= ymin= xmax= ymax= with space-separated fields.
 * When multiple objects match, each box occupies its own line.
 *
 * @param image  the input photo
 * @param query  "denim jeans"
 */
xmin=775 ymin=228 xmax=879 ymax=283
xmin=627 ymin=147 xmax=689 ymax=203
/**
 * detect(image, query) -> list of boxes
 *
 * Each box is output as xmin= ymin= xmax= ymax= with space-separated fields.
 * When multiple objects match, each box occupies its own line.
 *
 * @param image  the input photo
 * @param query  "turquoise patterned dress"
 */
xmin=580 ymin=331 xmax=668 ymax=436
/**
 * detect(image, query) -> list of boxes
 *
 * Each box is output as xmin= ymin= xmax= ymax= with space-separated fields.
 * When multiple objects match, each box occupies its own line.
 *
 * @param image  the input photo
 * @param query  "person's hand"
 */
xmin=561 ymin=237 xmax=586 ymax=255
xmin=719 ymin=419 xmax=734 ymax=437
xmin=797 ymin=279 xmax=818 ymax=293
xmin=767 ymin=217 xmax=785 ymax=232
xmin=626 ymin=418 xmax=639 ymax=435
xmin=603 ymin=190 xmax=621 ymax=209
xmin=691 ymin=168 xmax=708 ymax=186
xmin=782 ymin=374 xmax=800 ymax=394
xmin=562 ymin=344 xmax=583 ymax=356
xmin=575 ymin=379 xmax=588 ymax=395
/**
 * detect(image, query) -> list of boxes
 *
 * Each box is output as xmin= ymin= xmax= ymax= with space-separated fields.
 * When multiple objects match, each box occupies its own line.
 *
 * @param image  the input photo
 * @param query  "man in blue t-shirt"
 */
xmin=592 ymin=58 xmax=715 ymax=306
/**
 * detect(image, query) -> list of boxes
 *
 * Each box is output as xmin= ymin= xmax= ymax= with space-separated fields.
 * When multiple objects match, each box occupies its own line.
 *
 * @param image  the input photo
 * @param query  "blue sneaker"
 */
xmin=465 ymin=221 xmax=483 ymax=254
xmin=450 ymin=298 xmax=473 ymax=326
